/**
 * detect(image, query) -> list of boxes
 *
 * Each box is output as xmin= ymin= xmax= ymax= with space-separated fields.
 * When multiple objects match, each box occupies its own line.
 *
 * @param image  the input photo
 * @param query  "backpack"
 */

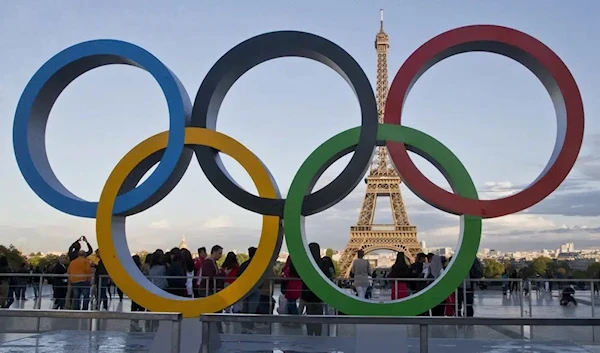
xmin=469 ymin=259 xmax=483 ymax=279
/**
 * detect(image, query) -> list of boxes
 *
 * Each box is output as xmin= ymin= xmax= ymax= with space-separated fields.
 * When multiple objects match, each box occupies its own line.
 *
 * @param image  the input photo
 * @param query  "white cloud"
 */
xmin=484 ymin=214 xmax=556 ymax=234
xmin=149 ymin=219 xmax=170 ymax=229
xmin=202 ymin=215 xmax=234 ymax=229
xmin=480 ymin=181 xmax=518 ymax=198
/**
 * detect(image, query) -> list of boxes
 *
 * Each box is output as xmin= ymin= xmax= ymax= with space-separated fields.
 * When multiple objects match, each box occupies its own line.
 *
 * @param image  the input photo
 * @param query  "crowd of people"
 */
xmin=348 ymin=251 xmax=483 ymax=316
xmin=3 ymin=236 xmax=581 ymax=334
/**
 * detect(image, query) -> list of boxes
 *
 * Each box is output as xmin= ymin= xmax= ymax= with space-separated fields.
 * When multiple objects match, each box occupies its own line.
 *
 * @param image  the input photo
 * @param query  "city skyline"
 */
xmin=1 ymin=2 xmax=600 ymax=254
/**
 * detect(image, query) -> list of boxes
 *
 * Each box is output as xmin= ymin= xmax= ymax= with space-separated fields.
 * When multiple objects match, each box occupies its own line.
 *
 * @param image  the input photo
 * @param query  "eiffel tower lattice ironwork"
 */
xmin=338 ymin=10 xmax=422 ymax=277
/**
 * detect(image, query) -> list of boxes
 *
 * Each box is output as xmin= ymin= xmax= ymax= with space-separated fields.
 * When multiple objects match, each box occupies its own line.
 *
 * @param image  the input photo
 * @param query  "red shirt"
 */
xmin=223 ymin=265 xmax=239 ymax=284
xmin=193 ymin=256 xmax=205 ymax=287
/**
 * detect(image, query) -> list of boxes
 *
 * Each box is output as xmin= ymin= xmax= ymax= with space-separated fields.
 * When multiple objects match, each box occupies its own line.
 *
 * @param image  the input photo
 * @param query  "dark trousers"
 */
xmin=53 ymin=284 xmax=67 ymax=309
xmin=431 ymin=304 xmax=445 ymax=316
xmin=305 ymin=303 xmax=324 ymax=336
xmin=457 ymin=287 xmax=474 ymax=317
xmin=17 ymin=285 xmax=26 ymax=299
xmin=95 ymin=278 xmax=109 ymax=310
xmin=560 ymin=295 xmax=577 ymax=306
xmin=3 ymin=286 xmax=16 ymax=308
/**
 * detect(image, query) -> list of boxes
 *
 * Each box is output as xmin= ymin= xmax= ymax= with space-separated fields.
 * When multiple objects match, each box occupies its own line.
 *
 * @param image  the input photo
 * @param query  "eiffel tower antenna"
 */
xmin=338 ymin=10 xmax=422 ymax=276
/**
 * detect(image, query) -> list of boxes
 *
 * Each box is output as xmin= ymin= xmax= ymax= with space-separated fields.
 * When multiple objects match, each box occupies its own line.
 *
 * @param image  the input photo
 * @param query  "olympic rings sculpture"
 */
xmin=13 ymin=25 xmax=584 ymax=318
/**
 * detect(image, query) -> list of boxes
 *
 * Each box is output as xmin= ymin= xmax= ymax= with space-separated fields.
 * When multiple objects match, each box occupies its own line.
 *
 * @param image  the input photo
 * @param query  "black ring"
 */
xmin=191 ymin=31 xmax=378 ymax=216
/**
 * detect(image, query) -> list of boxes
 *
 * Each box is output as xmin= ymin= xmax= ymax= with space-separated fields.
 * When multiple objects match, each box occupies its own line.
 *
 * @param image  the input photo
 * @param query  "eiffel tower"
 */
xmin=338 ymin=10 xmax=422 ymax=277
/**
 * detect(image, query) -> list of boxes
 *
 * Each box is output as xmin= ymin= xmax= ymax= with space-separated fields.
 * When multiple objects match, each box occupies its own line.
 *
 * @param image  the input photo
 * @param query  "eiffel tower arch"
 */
xmin=338 ymin=10 xmax=422 ymax=277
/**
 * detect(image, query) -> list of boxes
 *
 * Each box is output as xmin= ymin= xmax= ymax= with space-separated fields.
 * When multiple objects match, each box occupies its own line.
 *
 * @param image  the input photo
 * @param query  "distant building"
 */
xmin=179 ymin=235 xmax=188 ymax=249
xmin=560 ymin=242 xmax=575 ymax=254
xmin=433 ymin=247 xmax=454 ymax=257
xmin=570 ymin=258 xmax=597 ymax=271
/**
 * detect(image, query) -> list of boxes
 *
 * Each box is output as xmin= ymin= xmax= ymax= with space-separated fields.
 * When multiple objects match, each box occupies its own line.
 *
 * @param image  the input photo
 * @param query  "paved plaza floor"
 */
xmin=1 ymin=285 xmax=600 ymax=352
xmin=1 ymin=330 xmax=599 ymax=353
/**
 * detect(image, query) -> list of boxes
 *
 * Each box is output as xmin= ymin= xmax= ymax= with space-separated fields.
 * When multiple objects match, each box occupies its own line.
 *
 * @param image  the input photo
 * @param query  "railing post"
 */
xmin=269 ymin=277 xmax=274 ymax=335
xmin=518 ymin=280 xmax=524 ymax=339
xmin=419 ymin=324 xmax=428 ymax=353
xmin=463 ymin=280 xmax=468 ymax=317
xmin=591 ymin=279 xmax=596 ymax=343
xmin=201 ymin=320 xmax=210 ymax=353
xmin=36 ymin=274 xmax=43 ymax=309
xmin=591 ymin=279 xmax=595 ymax=318
xmin=171 ymin=317 xmax=181 ymax=353
xmin=528 ymin=279 xmax=533 ymax=317
xmin=98 ymin=276 xmax=103 ymax=311
xmin=528 ymin=279 xmax=533 ymax=340
xmin=454 ymin=288 xmax=459 ymax=338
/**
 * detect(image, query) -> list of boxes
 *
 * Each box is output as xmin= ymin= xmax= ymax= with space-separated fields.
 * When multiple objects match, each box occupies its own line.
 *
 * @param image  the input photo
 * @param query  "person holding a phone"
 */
xmin=68 ymin=236 xmax=93 ymax=261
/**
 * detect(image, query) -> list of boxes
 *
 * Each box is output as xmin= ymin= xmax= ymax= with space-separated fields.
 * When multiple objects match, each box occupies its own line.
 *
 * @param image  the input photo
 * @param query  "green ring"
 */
xmin=284 ymin=124 xmax=482 ymax=316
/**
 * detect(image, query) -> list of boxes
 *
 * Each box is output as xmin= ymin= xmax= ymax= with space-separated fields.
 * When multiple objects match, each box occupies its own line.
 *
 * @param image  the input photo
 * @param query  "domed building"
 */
xmin=179 ymin=235 xmax=188 ymax=249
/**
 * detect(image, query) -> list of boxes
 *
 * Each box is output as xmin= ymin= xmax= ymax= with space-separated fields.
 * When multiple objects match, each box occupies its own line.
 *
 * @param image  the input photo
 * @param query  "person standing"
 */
xmin=193 ymin=247 xmax=207 ymax=297
xmin=350 ymin=250 xmax=371 ymax=299
xmin=198 ymin=246 xmax=224 ymax=297
xmin=301 ymin=242 xmax=328 ymax=336
xmin=0 ymin=256 xmax=10 ymax=308
xmin=166 ymin=249 xmax=186 ymax=297
xmin=68 ymin=236 xmax=93 ymax=261
xmin=94 ymin=250 xmax=109 ymax=311
xmin=16 ymin=262 xmax=28 ymax=300
xmin=67 ymin=250 xmax=93 ymax=310
xmin=238 ymin=247 xmax=260 ymax=333
xmin=199 ymin=245 xmax=225 ymax=333
xmin=148 ymin=249 xmax=168 ymax=291
xmin=458 ymin=258 xmax=482 ymax=317
xmin=388 ymin=252 xmax=410 ymax=300
xmin=428 ymin=255 xmax=444 ymax=316
xmin=409 ymin=253 xmax=427 ymax=293
xmin=52 ymin=255 xmax=68 ymax=309
xmin=283 ymin=257 xmax=302 ymax=315
xmin=221 ymin=252 xmax=240 ymax=312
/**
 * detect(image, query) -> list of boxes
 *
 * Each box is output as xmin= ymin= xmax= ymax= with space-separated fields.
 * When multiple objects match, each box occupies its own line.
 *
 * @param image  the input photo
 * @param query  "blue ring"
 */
xmin=13 ymin=40 xmax=191 ymax=218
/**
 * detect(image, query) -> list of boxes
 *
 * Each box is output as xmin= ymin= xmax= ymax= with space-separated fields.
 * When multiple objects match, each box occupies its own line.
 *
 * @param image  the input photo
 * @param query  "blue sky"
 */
xmin=1 ymin=1 xmax=600 ymax=254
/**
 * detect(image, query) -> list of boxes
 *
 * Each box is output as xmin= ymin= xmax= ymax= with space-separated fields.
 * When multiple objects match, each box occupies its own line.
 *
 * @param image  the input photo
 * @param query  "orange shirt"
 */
xmin=67 ymin=257 xmax=92 ymax=283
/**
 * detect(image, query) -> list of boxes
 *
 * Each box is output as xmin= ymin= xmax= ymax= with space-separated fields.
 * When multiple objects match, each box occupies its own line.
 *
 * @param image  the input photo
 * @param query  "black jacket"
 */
xmin=301 ymin=258 xmax=330 ymax=303
xmin=68 ymin=241 xmax=93 ymax=261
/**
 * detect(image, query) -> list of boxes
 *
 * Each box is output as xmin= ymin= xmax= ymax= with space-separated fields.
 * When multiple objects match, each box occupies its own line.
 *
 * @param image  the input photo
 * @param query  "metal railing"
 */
xmin=3 ymin=273 xmax=599 ymax=316
xmin=0 ymin=309 xmax=183 ymax=352
xmin=199 ymin=314 xmax=600 ymax=353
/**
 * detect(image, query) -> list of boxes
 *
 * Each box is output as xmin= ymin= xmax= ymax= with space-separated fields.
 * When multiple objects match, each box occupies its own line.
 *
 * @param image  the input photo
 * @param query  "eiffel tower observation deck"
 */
xmin=337 ymin=9 xmax=422 ymax=277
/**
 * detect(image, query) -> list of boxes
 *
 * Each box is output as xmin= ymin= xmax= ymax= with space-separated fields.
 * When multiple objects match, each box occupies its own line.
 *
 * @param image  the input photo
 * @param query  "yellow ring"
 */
xmin=96 ymin=127 xmax=281 ymax=318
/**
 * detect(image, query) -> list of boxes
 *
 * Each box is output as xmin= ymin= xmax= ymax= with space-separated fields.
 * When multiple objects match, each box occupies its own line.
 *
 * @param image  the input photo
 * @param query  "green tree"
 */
xmin=483 ymin=258 xmax=504 ymax=278
xmin=587 ymin=262 xmax=600 ymax=278
xmin=0 ymin=244 xmax=27 ymax=268
xmin=325 ymin=248 xmax=334 ymax=258
xmin=572 ymin=270 xmax=588 ymax=279
xmin=556 ymin=261 xmax=572 ymax=276
xmin=136 ymin=251 xmax=149 ymax=264
xmin=28 ymin=253 xmax=60 ymax=271
xmin=332 ymin=259 xmax=340 ymax=276
xmin=529 ymin=256 xmax=553 ymax=276
xmin=236 ymin=253 xmax=249 ymax=265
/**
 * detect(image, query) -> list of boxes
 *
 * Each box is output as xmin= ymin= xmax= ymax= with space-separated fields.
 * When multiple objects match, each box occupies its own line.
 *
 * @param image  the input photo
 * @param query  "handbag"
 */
xmin=277 ymin=295 xmax=288 ymax=314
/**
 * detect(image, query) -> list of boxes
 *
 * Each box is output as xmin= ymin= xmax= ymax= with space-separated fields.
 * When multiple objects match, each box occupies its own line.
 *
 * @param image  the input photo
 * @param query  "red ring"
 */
xmin=384 ymin=25 xmax=584 ymax=218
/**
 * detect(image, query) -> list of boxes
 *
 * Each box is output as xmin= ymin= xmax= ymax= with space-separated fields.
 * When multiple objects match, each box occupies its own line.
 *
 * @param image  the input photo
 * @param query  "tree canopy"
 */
xmin=483 ymin=258 xmax=504 ymax=278
xmin=0 ymin=245 xmax=27 ymax=268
